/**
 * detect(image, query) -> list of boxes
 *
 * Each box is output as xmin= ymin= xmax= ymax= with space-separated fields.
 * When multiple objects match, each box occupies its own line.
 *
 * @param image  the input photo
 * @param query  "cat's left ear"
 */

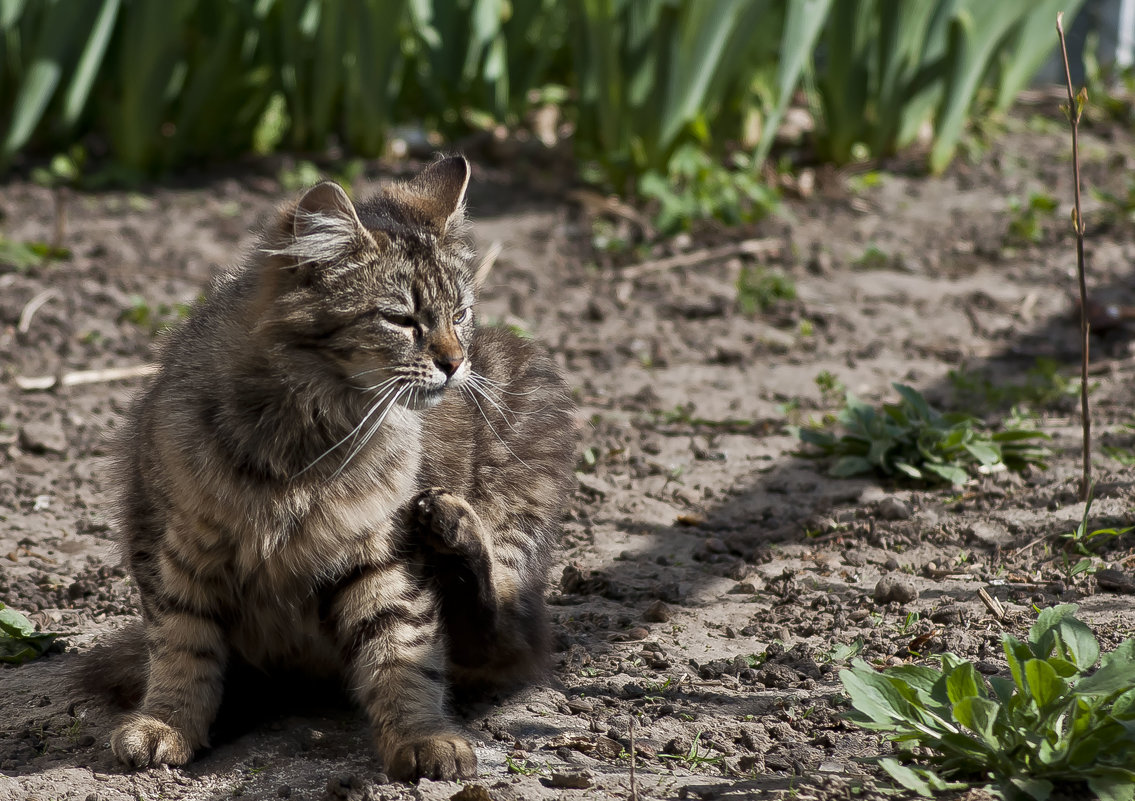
xmin=290 ymin=181 xmax=378 ymax=259
xmin=402 ymin=155 xmax=471 ymax=234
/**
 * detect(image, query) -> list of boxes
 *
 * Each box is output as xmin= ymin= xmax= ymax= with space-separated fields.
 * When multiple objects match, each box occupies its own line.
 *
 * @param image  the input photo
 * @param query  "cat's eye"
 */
xmin=453 ymin=308 xmax=470 ymax=325
xmin=382 ymin=312 xmax=416 ymax=328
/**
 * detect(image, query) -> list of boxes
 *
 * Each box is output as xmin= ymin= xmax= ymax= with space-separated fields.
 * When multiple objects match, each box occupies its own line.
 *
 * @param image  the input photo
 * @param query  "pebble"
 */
xmin=964 ymin=521 xmax=1012 ymax=547
xmin=877 ymin=497 xmax=912 ymax=520
xmin=450 ymin=785 xmax=494 ymax=801
xmin=541 ymin=772 xmax=592 ymax=789
xmin=643 ymin=600 xmax=672 ymax=622
xmin=18 ymin=418 xmax=67 ymax=455
xmin=1097 ymin=569 xmax=1135 ymax=594
xmin=874 ymin=575 xmax=918 ymax=605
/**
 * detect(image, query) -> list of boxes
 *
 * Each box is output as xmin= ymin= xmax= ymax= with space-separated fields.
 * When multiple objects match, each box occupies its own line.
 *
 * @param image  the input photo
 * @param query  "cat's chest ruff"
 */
xmin=239 ymin=449 xmax=420 ymax=582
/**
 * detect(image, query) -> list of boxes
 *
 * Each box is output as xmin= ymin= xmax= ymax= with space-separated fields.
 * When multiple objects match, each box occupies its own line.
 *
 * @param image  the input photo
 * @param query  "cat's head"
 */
xmin=255 ymin=156 xmax=477 ymax=409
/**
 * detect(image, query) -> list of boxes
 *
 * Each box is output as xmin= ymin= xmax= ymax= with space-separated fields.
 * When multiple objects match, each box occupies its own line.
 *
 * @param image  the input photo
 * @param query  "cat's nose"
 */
xmin=434 ymin=354 xmax=464 ymax=378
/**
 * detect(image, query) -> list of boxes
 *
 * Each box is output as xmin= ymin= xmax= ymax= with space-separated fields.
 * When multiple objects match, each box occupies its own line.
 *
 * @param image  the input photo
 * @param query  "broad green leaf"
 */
xmin=877 ymin=757 xmax=934 ymax=797
xmin=886 ymin=664 xmax=947 ymax=705
xmin=1023 ymin=659 xmax=1065 ymax=709
xmin=1112 ymin=687 xmax=1135 ymax=719
xmin=840 ymin=663 xmax=914 ymax=725
xmin=830 ymin=455 xmax=873 ymax=478
xmin=951 ymin=696 xmax=1000 ymax=746
xmin=964 ymin=441 xmax=1000 ymax=466
xmin=991 ymin=429 xmax=1052 ymax=442
xmin=0 ymin=603 xmax=56 ymax=664
xmin=1009 ymin=776 xmax=1053 ymax=801
xmin=1077 ymin=640 xmax=1135 ymax=696
xmin=1029 ymin=604 xmax=1080 ymax=659
xmin=892 ymin=383 xmax=934 ymax=421
xmin=1089 ymin=769 xmax=1135 ymax=801
xmin=795 ymin=427 xmax=837 ymax=448
xmin=989 ymin=676 xmax=1016 ymax=707
xmin=1047 ymin=657 xmax=1079 ymax=679
xmin=893 ymin=461 xmax=922 ymax=478
xmin=945 ymin=661 xmax=982 ymax=705
xmin=1054 ymin=617 xmax=1101 ymax=672
xmin=1004 ymin=634 xmax=1031 ymax=693
xmin=922 ymin=462 xmax=968 ymax=485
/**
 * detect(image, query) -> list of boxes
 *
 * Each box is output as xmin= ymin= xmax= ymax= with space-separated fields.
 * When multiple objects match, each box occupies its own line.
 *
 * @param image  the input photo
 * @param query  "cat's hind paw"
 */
xmin=111 ymin=713 xmax=195 ymax=768
xmin=383 ymin=731 xmax=477 ymax=782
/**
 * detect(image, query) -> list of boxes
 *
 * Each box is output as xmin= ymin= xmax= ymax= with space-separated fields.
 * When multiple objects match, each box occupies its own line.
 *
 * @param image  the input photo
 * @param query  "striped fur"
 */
xmin=108 ymin=157 xmax=577 ymax=782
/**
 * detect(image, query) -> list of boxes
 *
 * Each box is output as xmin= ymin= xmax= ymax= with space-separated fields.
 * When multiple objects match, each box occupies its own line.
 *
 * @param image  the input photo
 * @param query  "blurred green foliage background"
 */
xmin=0 ymin=0 xmax=1085 ymax=198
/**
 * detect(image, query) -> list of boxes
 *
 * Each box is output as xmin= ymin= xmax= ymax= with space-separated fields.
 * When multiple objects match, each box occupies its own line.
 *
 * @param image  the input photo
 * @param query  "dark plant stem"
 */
xmin=629 ymin=715 xmax=638 ymax=801
xmin=1056 ymin=12 xmax=1091 ymax=502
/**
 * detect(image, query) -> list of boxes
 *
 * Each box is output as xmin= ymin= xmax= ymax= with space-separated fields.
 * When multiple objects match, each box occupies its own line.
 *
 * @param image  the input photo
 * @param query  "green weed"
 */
xmin=736 ymin=265 xmax=795 ymax=316
xmin=852 ymin=244 xmax=891 ymax=271
xmin=1060 ymin=493 xmax=1134 ymax=557
xmin=1005 ymin=192 xmax=1059 ymax=245
xmin=638 ymin=146 xmax=777 ymax=235
xmin=0 ymin=602 xmax=57 ymax=664
xmin=948 ymin=358 xmax=1082 ymax=414
xmin=815 ymin=370 xmax=845 ymax=405
xmin=792 ymin=383 xmax=1049 ymax=485
xmin=1091 ymin=179 xmax=1135 ymax=228
xmin=119 ymin=296 xmax=193 ymax=335
xmin=841 ymin=605 xmax=1135 ymax=800
xmin=659 ymin=731 xmax=724 ymax=769
xmin=505 ymin=755 xmax=547 ymax=776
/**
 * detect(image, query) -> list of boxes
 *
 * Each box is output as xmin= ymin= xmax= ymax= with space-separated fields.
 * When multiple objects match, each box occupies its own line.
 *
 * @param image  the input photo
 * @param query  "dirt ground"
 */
xmin=2 ymin=105 xmax=1134 ymax=801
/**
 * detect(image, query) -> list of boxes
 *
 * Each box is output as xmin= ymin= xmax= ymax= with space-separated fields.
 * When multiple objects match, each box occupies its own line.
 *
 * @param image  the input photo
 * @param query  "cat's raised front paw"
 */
xmin=384 ymin=731 xmax=477 ymax=782
xmin=412 ymin=488 xmax=482 ymax=556
xmin=111 ymin=712 xmax=194 ymax=768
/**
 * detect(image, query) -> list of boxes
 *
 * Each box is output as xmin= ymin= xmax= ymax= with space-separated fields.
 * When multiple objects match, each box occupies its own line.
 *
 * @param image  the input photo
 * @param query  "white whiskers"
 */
xmin=461 ymin=377 xmax=533 ymax=470
xmin=298 ymin=378 xmax=407 ymax=478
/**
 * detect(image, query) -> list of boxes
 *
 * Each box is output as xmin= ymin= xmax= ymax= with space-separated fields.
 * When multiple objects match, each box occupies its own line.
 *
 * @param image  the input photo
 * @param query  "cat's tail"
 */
xmin=69 ymin=621 xmax=148 ymax=709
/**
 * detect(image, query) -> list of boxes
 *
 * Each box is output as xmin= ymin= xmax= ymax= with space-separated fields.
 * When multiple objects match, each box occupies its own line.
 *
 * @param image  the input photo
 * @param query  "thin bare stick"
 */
xmin=17 ymin=289 xmax=59 ymax=335
xmin=977 ymin=587 xmax=1006 ymax=621
xmin=629 ymin=715 xmax=638 ymax=801
xmin=1057 ymin=12 xmax=1092 ymax=501
xmin=614 ymin=237 xmax=781 ymax=281
xmin=474 ymin=240 xmax=502 ymax=287
xmin=16 ymin=364 xmax=157 ymax=392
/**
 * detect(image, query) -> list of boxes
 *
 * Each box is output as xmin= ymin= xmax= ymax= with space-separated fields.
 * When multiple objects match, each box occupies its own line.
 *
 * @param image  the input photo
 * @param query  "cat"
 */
xmin=107 ymin=155 xmax=577 ymax=782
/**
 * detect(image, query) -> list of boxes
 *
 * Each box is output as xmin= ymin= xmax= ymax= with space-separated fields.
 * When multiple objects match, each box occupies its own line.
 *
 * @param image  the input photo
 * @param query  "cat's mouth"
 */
xmin=401 ymin=383 xmax=449 ymax=410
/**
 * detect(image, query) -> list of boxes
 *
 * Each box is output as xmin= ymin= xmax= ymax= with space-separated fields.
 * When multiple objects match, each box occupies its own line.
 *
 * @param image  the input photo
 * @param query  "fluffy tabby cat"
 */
xmin=109 ymin=156 xmax=577 ymax=781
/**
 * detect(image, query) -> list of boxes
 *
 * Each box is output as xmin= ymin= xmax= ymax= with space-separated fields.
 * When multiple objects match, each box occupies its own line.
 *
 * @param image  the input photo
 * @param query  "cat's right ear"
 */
xmin=267 ymin=181 xmax=382 ymax=269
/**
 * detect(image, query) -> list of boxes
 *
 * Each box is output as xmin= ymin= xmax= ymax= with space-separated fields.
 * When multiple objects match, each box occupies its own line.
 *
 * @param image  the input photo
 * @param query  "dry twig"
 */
xmin=16 ymin=289 xmax=59 ymax=335
xmin=977 ymin=587 xmax=1006 ymax=621
xmin=15 ymin=364 xmax=157 ymax=392
xmin=614 ymin=237 xmax=781 ymax=281
xmin=474 ymin=240 xmax=502 ymax=287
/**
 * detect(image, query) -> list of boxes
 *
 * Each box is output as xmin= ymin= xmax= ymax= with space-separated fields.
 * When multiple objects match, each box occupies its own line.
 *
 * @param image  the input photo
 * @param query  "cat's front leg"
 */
xmin=413 ymin=488 xmax=496 ymax=605
xmin=411 ymin=488 xmax=548 ymax=686
xmin=325 ymin=559 xmax=476 ymax=782
xmin=111 ymin=608 xmax=227 ymax=768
